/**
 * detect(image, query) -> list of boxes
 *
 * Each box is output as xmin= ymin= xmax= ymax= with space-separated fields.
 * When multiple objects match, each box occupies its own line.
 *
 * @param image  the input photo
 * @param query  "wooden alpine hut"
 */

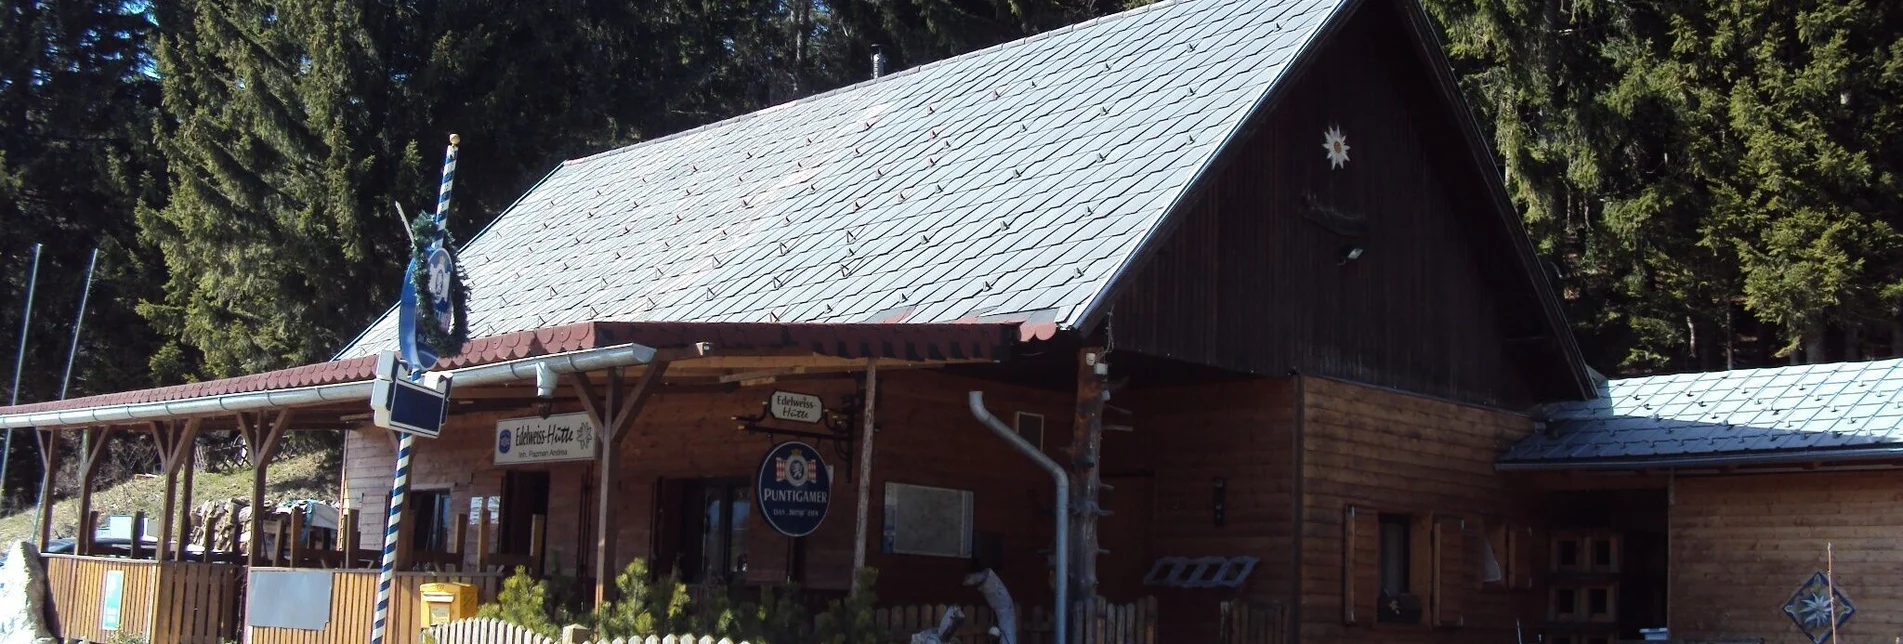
xmin=0 ymin=0 xmax=1628 ymax=641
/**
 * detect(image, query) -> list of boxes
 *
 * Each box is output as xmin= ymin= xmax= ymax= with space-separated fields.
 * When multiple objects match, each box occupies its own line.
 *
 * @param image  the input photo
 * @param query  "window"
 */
xmin=1343 ymin=506 xmax=1469 ymax=628
xmin=1376 ymin=514 xmax=1420 ymax=624
xmin=688 ymin=480 xmax=751 ymax=584
xmin=882 ymin=482 xmax=975 ymax=558
xmin=1015 ymin=412 xmax=1045 ymax=450
xmin=410 ymin=490 xmax=453 ymax=553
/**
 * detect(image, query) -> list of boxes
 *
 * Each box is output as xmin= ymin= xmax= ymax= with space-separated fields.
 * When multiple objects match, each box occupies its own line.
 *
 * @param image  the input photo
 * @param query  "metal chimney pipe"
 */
xmin=871 ymin=45 xmax=887 ymax=79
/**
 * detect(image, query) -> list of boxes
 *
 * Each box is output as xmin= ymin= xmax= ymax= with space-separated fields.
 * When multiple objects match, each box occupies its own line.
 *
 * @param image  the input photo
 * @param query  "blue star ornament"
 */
xmin=1782 ymin=571 xmax=1854 ymax=644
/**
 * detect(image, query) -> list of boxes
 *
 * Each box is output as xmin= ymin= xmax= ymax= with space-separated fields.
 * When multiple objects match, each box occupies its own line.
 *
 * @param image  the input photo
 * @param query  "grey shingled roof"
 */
xmin=338 ymin=0 xmax=1349 ymax=359
xmin=1500 ymin=359 xmax=1903 ymax=468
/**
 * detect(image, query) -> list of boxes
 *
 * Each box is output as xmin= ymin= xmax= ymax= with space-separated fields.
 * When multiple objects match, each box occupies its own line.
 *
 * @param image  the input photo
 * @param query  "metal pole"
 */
xmin=58 ymin=248 xmax=100 ymax=400
xmin=31 ymin=248 xmax=97 ymax=539
xmin=3 ymin=242 xmax=44 ymax=507
xmin=374 ymin=135 xmax=457 ymax=644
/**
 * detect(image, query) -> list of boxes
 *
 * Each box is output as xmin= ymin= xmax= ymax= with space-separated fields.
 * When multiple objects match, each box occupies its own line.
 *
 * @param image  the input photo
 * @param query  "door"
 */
xmin=500 ymin=470 xmax=550 ymax=556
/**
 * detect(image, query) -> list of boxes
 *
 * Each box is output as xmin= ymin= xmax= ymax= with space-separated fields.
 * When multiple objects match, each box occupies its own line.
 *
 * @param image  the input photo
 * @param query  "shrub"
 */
xmin=815 ymin=568 xmax=883 ymax=644
xmin=589 ymin=559 xmax=691 ymax=638
xmin=475 ymin=566 xmax=560 ymax=638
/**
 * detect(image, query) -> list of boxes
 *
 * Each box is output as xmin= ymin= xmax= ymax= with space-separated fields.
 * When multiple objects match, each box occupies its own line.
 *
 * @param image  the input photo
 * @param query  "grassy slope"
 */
xmin=0 ymin=451 xmax=338 ymax=545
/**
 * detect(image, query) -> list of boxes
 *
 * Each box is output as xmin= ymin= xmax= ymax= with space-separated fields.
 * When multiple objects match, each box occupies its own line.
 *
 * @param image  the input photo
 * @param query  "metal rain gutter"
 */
xmin=969 ymin=390 xmax=1067 ymax=644
xmin=1495 ymin=443 xmax=1903 ymax=472
xmin=0 ymin=342 xmax=661 ymax=430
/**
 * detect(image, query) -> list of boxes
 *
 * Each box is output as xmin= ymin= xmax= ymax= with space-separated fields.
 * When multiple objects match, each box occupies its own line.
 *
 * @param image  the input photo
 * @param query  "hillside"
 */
xmin=0 ymin=451 xmax=338 ymax=546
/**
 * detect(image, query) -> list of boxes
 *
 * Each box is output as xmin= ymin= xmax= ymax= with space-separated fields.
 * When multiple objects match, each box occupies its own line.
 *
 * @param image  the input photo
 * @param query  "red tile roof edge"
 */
xmin=0 ymin=320 xmax=1031 ymax=418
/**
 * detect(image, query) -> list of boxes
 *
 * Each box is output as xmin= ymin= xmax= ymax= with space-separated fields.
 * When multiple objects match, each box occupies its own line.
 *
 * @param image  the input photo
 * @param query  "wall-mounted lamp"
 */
xmin=1338 ymin=244 xmax=1365 ymax=266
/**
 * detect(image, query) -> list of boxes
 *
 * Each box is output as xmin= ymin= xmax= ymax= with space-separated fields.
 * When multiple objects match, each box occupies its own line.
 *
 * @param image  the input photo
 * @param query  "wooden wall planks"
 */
xmin=1107 ymin=0 xmax=1575 ymax=408
xmin=1671 ymin=471 xmax=1903 ymax=642
xmin=343 ymin=369 xmax=1074 ymax=605
xmin=1298 ymin=377 xmax=1543 ymax=644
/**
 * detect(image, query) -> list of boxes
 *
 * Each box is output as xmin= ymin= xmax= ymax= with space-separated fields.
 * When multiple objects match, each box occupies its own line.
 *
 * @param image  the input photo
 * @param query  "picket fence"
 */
xmin=423 ymin=618 xmax=751 ymax=644
xmin=872 ymin=597 xmax=1156 ymax=644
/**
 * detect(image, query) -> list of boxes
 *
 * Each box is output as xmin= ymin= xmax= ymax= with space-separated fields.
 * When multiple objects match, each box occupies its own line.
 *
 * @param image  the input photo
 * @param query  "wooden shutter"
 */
xmin=1342 ymin=505 xmax=1380 ymax=625
xmin=1509 ymin=524 xmax=1539 ymax=590
xmin=1433 ymin=514 xmax=1469 ymax=627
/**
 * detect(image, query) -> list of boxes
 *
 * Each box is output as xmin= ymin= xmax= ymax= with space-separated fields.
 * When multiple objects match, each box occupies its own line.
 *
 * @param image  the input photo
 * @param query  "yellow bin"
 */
xmin=418 ymin=582 xmax=478 ymax=627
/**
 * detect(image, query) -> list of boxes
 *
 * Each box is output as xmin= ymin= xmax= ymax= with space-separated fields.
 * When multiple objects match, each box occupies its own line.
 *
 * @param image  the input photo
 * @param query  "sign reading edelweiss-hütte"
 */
xmin=495 ymin=412 xmax=596 ymax=465
xmin=767 ymin=390 xmax=825 ymax=424
xmin=756 ymin=441 xmax=832 ymax=537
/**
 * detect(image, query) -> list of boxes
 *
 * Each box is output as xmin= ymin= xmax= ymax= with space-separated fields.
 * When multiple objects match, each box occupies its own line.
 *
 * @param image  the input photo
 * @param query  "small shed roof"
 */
xmin=1500 ymin=359 xmax=1903 ymax=469
xmin=336 ymin=0 xmax=1351 ymax=359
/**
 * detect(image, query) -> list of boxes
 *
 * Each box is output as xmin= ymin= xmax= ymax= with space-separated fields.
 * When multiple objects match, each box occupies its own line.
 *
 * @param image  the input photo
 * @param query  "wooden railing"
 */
xmin=1218 ymin=597 xmax=1289 ymax=644
xmin=43 ymin=554 xmax=242 ymax=644
xmin=875 ymin=597 xmax=1155 ymax=644
xmin=246 ymin=569 xmax=503 ymax=644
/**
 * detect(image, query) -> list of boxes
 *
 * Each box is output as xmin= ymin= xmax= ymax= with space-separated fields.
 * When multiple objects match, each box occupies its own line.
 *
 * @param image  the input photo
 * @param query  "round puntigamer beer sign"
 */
xmin=756 ymin=441 xmax=832 ymax=537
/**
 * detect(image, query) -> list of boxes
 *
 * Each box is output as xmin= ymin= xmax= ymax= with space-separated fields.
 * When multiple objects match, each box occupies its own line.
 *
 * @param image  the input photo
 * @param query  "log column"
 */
xmin=149 ymin=418 xmax=202 ymax=561
xmin=575 ymin=343 xmax=705 ymax=606
xmin=33 ymin=430 xmax=60 ymax=550
xmin=240 ymin=410 xmax=293 ymax=565
xmin=74 ymin=427 xmax=111 ymax=555
xmin=1069 ymin=347 xmax=1109 ymax=635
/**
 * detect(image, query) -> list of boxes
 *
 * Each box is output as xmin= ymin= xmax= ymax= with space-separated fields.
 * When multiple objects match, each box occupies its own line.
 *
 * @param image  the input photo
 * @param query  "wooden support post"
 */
xmin=177 ymin=435 xmax=197 ymax=561
xmin=241 ymin=410 xmax=293 ymax=566
xmin=340 ymin=508 xmax=360 ymax=568
xmin=150 ymin=418 xmax=202 ymax=562
xmin=577 ymin=347 xmax=693 ymax=607
xmin=851 ymin=357 xmax=878 ymax=591
xmin=288 ymin=507 xmax=304 ymax=567
xmin=130 ymin=511 xmax=147 ymax=559
xmin=74 ymin=427 xmax=111 ymax=556
xmin=452 ymin=513 xmax=468 ymax=571
xmin=475 ymin=503 xmax=491 ymax=572
xmin=33 ymin=430 xmax=59 ymax=550
xmin=1069 ymin=347 xmax=1109 ymax=630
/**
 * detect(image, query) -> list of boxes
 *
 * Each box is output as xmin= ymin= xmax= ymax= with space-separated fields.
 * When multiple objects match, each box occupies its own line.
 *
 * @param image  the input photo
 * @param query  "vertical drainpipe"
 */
xmin=969 ymin=391 xmax=1066 ymax=644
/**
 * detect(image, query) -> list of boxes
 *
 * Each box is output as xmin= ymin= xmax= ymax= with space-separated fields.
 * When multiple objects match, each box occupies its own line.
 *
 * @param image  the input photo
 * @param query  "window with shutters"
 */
xmin=1342 ymin=505 xmax=1470 ymax=629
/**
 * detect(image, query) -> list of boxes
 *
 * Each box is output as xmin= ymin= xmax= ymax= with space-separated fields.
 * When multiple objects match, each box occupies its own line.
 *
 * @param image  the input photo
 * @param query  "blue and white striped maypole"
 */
xmin=373 ymin=134 xmax=459 ymax=644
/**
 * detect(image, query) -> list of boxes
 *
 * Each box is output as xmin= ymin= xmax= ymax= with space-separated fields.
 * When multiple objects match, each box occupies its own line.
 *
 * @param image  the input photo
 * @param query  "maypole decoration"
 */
xmin=373 ymin=134 xmax=468 ymax=644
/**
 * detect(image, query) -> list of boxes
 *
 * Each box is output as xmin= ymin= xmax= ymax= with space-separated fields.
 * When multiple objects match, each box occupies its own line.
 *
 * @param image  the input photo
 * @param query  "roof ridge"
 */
xmin=1609 ymin=356 xmax=1903 ymax=386
xmin=564 ymin=0 xmax=1198 ymax=168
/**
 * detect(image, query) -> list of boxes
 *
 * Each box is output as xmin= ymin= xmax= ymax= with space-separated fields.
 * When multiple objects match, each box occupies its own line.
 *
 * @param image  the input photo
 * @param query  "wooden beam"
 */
xmin=75 ymin=427 xmax=111 ymax=556
xmin=243 ymin=410 xmax=294 ymax=565
xmin=851 ymin=358 xmax=878 ymax=590
xmin=177 ymin=433 xmax=197 ymax=561
xmin=150 ymin=418 xmax=202 ymax=561
xmin=34 ymin=430 xmax=59 ymax=550
xmin=1069 ymin=347 xmax=1109 ymax=615
xmin=590 ymin=359 xmax=675 ymax=606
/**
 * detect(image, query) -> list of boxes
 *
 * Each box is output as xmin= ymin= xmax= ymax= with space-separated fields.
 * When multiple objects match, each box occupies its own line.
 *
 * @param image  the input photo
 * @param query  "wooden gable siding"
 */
xmin=1299 ymin=377 xmax=1544 ymax=643
xmin=342 ymin=369 xmax=1073 ymax=605
xmin=1108 ymin=0 xmax=1558 ymax=408
xmin=1115 ymin=378 xmax=1300 ymax=643
xmin=1671 ymin=471 xmax=1903 ymax=642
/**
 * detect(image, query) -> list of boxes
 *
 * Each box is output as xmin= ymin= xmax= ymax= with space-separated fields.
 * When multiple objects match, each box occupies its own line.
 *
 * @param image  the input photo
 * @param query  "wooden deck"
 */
xmin=44 ymin=554 xmax=242 ymax=644
xmin=246 ymin=569 xmax=503 ymax=644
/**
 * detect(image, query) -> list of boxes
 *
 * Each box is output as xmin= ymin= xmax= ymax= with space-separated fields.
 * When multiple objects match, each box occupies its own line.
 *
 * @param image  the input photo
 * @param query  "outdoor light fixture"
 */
xmin=1338 ymin=244 xmax=1365 ymax=265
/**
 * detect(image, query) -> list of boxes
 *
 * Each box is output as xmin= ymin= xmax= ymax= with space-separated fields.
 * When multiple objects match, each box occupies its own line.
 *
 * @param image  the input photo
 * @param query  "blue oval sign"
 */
xmin=756 ymin=441 xmax=832 ymax=537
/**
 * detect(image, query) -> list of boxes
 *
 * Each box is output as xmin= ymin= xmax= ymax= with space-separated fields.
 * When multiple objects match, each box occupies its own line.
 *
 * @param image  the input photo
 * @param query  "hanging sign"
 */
xmin=756 ymin=441 xmax=832 ymax=537
xmin=767 ymin=391 xmax=825 ymax=424
xmin=369 ymin=350 xmax=452 ymax=438
xmin=495 ymin=412 xmax=597 ymax=465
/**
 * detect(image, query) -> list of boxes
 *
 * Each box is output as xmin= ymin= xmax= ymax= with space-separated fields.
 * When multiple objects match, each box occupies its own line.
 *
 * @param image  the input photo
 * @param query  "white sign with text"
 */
xmin=494 ymin=412 xmax=597 ymax=465
xmin=768 ymin=390 xmax=825 ymax=424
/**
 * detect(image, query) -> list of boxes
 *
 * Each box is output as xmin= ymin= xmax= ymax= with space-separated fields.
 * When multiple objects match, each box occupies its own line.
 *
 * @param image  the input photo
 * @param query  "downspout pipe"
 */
xmin=969 ymin=391 xmax=1066 ymax=644
xmin=0 ymin=342 xmax=662 ymax=429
